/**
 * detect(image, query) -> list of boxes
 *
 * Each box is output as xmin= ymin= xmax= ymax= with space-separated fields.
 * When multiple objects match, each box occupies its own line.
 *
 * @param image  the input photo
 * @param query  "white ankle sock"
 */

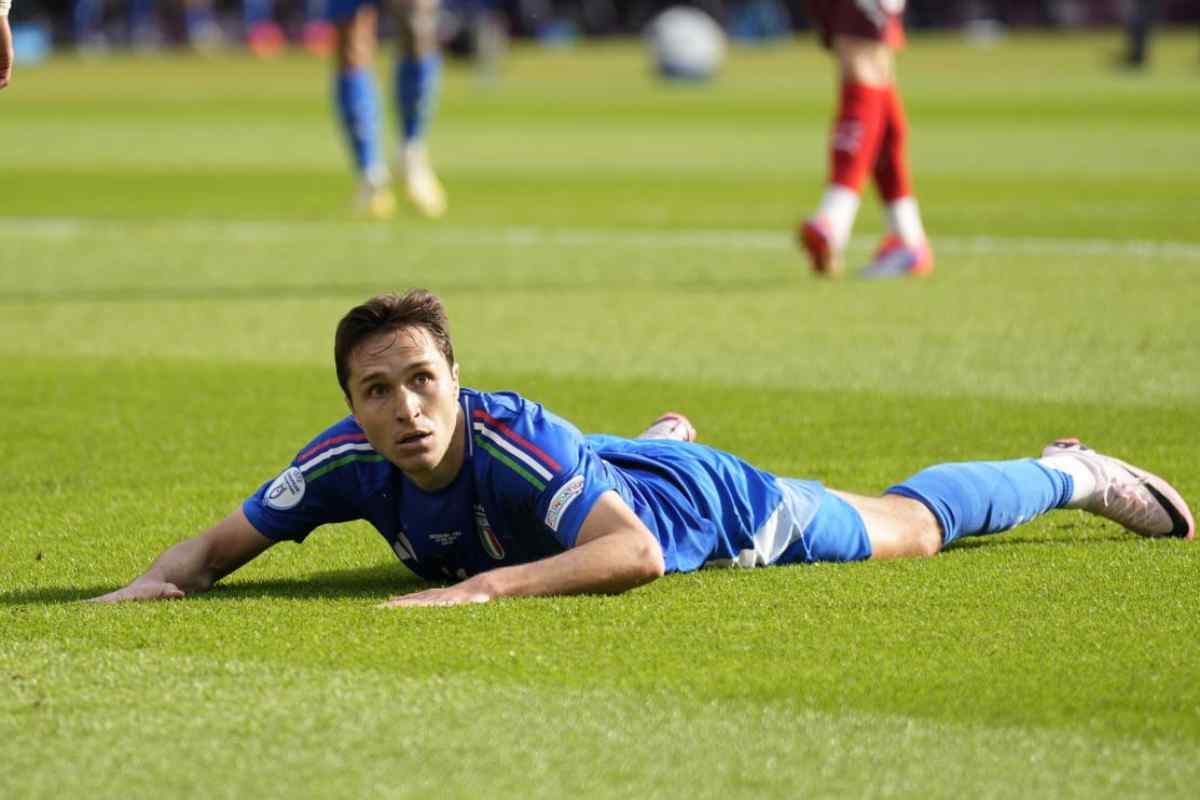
xmin=1038 ymin=454 xmax=1099 ymax=508
xmin=887 ymin=196 xmax=927 ymax=246
xmin=815 ymin=185 xmax=861 ymax=251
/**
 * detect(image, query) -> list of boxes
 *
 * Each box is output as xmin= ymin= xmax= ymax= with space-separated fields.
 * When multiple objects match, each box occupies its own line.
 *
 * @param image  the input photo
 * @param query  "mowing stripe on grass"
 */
xmin=3 ymin=641 xmax=1195 ymax=799
xmin=4 ymin=217 xmax=1200 ymax=261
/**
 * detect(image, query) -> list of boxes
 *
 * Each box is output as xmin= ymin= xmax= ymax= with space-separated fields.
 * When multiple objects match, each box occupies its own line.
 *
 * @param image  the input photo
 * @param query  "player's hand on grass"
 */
xmin=377 ymin=582 xmax=492 ymax=608
xmin=88 ymin=580 xmax=187 ymax=603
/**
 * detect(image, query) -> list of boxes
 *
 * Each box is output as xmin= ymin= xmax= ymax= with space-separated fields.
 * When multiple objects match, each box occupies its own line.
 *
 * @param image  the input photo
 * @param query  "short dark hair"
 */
xmin=334 ymin=289 xmax=456 ymax=396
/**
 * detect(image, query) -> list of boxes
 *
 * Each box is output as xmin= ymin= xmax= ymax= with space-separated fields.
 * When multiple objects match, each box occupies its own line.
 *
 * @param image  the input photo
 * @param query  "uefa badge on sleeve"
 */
xmin=265 ymin=467 xmax=306 ymax=510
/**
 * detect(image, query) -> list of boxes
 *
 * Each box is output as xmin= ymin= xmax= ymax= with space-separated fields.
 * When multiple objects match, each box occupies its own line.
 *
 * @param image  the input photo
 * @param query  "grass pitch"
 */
xmin=2 ymin=31 xmax=1199 ymax=798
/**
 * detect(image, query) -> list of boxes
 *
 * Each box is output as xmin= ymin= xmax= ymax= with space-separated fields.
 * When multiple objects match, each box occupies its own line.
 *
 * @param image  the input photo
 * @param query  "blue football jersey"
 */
xmin=244 ymin=388 xmax=791 ymax=577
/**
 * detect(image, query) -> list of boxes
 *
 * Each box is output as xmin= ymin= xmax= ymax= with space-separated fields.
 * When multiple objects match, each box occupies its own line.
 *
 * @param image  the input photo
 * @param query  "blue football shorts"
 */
xmin=775 ymin=478 xmax=873 ymax=564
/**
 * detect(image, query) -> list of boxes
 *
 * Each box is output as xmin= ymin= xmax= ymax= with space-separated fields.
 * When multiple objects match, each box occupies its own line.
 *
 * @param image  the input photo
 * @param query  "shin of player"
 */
xmin=396 ymin=0 xmax=447 ymax=218
xmin=799 ymin=1 xmax=931 ymax=278
xmin=330 ymin=0 xmax=447 ymax=220
xmin=332 ymin=2 xmax=394 ymax=218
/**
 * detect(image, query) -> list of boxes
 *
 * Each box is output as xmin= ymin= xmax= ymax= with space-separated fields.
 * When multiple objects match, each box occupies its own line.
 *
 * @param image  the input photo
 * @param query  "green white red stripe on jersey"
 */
xmin=471 ymin=408 xmax=562 ymax=491
xmin=298 ymin=440 xmax=383 ymax=481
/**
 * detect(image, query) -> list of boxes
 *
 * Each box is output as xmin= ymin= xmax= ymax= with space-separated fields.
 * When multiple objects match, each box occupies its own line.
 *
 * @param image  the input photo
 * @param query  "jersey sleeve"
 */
xmin=242 ymin=422 xmax=370 ymax=543
xmin=471 ymin=398 xmax=615 ymax=549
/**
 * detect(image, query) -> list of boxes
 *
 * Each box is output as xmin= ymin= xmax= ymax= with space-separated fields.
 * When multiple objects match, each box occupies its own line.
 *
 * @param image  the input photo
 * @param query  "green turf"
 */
xmin=2 ymin=31 xmax=1199 ymax=799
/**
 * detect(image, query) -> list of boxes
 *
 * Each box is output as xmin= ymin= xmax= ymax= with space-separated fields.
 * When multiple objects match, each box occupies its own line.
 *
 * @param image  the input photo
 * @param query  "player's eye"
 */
xmin=413 ymin=372 xmax=434 ymax=387
xmin=367 ymin=383 xmax=388 ymax=398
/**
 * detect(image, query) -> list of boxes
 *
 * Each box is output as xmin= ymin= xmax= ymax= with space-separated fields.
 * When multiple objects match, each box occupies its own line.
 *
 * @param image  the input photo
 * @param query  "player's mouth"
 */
xmin=395 ymin=431 xmax=433 ymax=450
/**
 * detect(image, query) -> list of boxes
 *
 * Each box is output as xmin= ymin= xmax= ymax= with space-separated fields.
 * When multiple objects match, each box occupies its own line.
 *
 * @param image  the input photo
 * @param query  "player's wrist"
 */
xmin=466 ymin=571 xmax=502 ymax=600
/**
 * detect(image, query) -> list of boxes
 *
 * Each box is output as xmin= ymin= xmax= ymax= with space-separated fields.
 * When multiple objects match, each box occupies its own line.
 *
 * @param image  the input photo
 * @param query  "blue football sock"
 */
xmin=335 ymin=68 xmax=382 ymax=176
xmin=888 ymin=459 xmax=1074 ymax=547
xmin=397 ymin=55 xmax=441 ymax=143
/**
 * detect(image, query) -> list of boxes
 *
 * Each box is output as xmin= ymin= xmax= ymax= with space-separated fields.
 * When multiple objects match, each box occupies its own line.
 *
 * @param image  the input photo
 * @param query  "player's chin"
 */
xmin=389 ymin=447 xmax=442 ymax=476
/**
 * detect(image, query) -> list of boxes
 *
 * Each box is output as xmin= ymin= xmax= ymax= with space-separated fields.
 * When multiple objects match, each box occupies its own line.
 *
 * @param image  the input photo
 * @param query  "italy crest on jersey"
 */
xmin=474 ymin=504 xmax=505 ymax=560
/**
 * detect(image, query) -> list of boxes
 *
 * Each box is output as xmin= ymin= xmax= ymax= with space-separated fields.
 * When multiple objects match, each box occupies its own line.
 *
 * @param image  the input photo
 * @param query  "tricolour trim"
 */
xmin=298 ymin=441 xmax=376 ymax=474
xmin=471 ymin=410 xmax=562 ymax=474
xmin=472 ymin=423 xmax=553 ymax=483
xmin=474 ymin=436 xmax=547 ymax=491
xmin=306 ymin=453 xmax=386 ymax=482
xmin=297 ymin=432 xmax=368 ymax=462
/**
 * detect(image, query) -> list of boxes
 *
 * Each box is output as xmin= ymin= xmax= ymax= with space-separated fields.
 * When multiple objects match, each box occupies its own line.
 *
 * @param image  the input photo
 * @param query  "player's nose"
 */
xmin=394 ymin=388 xmax=422 ymax=421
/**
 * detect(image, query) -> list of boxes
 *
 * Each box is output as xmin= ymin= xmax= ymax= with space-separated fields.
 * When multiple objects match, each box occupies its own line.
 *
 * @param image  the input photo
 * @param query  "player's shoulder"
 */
xmin=463 ymin=387 xmax=536 ymax=421
xmin=464 ymin=388 xmax=585 ymax=482
xmin=292 ymin=415 xmax=369 ymax=462
xmin=464 ymin=388 xmax=580 ymax=438
xmin=286 ymin=416 xmax=389 ymax=487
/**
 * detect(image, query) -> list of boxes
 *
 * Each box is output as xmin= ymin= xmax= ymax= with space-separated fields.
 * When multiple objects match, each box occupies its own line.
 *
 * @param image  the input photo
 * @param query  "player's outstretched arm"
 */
xmin=380 ymin=491 xmax=665 ymax=607
xmin=89 ymin=508 xmax=275 ymax=603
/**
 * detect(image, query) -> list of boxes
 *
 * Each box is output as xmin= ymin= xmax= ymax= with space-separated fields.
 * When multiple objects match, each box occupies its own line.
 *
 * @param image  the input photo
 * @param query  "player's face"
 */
xmin=345 ymin=326 xmax=464 ymax=491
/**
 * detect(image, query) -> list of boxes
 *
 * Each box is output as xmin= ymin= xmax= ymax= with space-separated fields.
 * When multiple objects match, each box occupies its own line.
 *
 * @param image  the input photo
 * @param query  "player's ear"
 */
xmin=450 ymin=362 xmax=460 ymax=389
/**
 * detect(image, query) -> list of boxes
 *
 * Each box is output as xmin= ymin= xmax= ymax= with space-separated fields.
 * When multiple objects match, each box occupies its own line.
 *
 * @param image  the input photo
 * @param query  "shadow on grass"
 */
xmin=0 ymin=564 xmax=433 ymax=606
xmin=944 ymin=531 xmax=1128 ymax=553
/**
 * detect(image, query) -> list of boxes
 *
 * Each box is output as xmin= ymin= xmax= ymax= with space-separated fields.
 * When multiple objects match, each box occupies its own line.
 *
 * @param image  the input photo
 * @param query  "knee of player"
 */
xmin=911 ymin=525 xmax=942 ymax=558
xmin=634 ymin=537 xmax=666 ymax=581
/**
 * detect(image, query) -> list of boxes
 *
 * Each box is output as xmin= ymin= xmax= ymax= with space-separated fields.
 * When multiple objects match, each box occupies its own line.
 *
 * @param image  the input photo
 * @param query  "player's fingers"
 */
xmin=378 ymin=591 xmax=455 ymax=608
xmin=376 ymin=594 xmax=420 ymax=608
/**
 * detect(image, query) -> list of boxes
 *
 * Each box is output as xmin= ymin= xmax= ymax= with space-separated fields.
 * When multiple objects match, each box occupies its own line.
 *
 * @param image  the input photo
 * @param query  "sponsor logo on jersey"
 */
xmin=265 ymin=467 xmax=306 ymax=510
xmin=544 ymin=475 xmax=585 ymax=532
xmin=475 ymin=505 xmax=505 ymax=560
xmin=430 ymin=531 xmax=462 ymax=547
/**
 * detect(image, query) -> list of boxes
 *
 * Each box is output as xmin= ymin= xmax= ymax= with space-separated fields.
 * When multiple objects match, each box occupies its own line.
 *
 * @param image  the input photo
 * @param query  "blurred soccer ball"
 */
xmin=646 ymin=7 xmax=727 ymax=82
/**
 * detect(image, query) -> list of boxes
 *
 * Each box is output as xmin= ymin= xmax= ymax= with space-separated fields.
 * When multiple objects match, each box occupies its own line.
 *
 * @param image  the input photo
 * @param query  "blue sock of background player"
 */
xmin=335 ymin=68 xmax=384 ymax=184
xmin=393 ymin=0 xmax=447 ymax=218
xmin=396 ymin=54 xmax=440 ymax=144
xmin=331 ymin=2 xmax=392 ymax=217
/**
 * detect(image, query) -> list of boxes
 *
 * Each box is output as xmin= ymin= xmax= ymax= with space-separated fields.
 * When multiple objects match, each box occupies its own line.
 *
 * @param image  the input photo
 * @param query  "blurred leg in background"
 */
xmin=1124 ymin=0 xmax=1160 ymax=68
xmin=331 ymin=0 xmax=395 ymax=218
xmin=395 ymin=0 xmax=448 ymax=218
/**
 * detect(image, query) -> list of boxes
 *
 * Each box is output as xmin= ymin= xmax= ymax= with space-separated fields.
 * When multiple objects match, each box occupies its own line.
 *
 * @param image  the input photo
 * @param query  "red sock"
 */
xmin=829 ymin=81 xmax=887 ymax=193
xmin=873 ymin=85 xmax=913 ymax=203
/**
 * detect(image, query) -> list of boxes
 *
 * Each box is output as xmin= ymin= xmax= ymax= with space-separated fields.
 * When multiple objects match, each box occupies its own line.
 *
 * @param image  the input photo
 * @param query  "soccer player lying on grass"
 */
xmin=91 ymin=290 xmax=1195 ymax=607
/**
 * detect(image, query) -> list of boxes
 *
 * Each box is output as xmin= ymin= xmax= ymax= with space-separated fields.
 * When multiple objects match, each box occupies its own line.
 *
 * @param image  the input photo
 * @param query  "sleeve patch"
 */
xmin=265 ymin=467 xmax=307 ymax=510
xmin=545 ymin=475 xmax=585 ymax=532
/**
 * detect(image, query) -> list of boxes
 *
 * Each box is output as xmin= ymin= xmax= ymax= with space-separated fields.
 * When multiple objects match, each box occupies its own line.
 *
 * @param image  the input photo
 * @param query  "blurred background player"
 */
xmin=1123 ymin=0 xmax=1159 ymax=69
xmin=799 ymin=0 xmax=932 ymax=279
xmin=72 ymin=0 xmax=217 ymax=51
xmin=332 ymin=0 xmax=447 ymax=219
xmin=1 ymin=0 xmax=11 ymax=89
